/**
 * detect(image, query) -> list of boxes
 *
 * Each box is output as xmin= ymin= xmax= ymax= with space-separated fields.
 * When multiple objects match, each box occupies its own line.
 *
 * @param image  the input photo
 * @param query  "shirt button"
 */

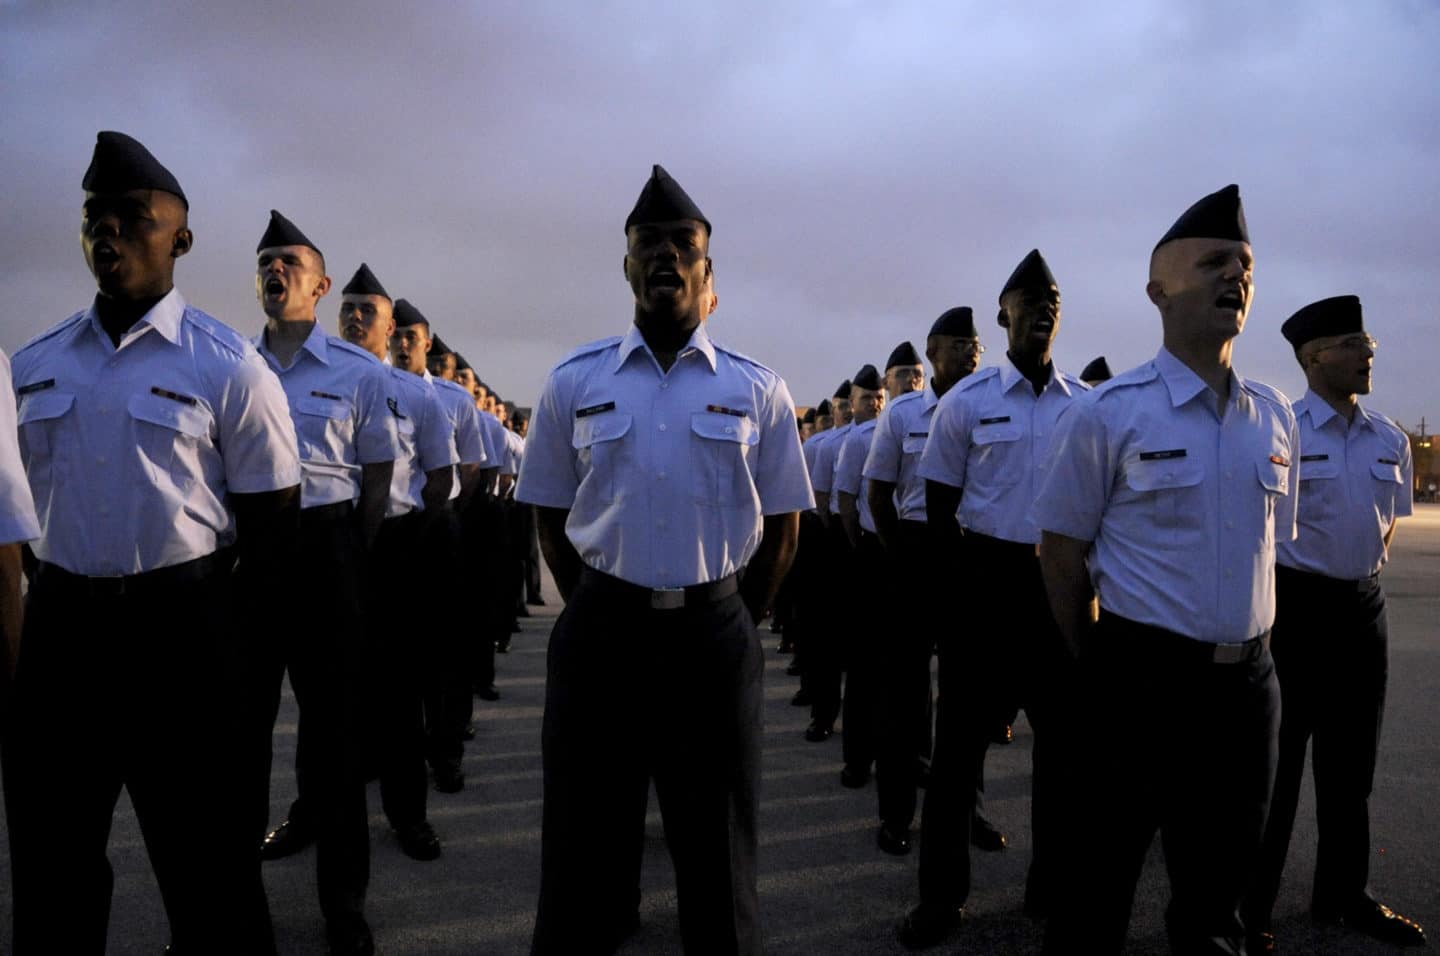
xmin=1225 ymin=471 xmax=1233 ymax=479
xmin=659 ymin=423 xmax=667 ymax=432
xmin=658 ymin=472 xmax=667 ymax=481
xmin=725 ymin=426 xmax=735 ymax=434
xmin=661 ymin=382 xmax=669 ymax=389
xmin=1225 ymin=569 xmax=1234 ymax=578
xmin=98 ymin=407 xmax=110 ymax=415
xmin=657 ymin=519 xmax=666 ymax=530
xmin=96 ymin=456 xmax=107 ymax=466
xmin=1225 ymin=520 xmax=1234 ymax=529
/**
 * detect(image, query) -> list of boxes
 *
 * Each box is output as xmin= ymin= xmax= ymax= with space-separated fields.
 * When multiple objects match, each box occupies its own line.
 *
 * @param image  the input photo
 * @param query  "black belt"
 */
xmin=1099 ymin=611 xmax=1269 ymax=665
xmin=1276 ymin=564 xmax=1381 ymax=594
xmin=300 ymin=499 xmax=355 ymax=527
xmin=36 ymin=548 xmax=235 ymax=599
xmin=582 ymin=567 xmax=740 ymax=611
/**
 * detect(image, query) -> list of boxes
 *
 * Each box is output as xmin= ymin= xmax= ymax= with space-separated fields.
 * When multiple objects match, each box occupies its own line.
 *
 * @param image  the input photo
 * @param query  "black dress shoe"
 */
xmin=477 ymin=684 xmax=501 ymax=701
xmin=395 ymin=821 xmax=442 ymax=861
xmin=433 ymin=766 xmax=464 ymax=793
xmin=897 ymin=902 xmax=965 ymax=949
xmin=840 ymin=764 xmax=870 ymax=788
xmin=1247 ymin=931 xmax=1277 ymax=955
xmin=804 ymin=722 xmax=833 ymax=742
xmin=970 ymin=815 xmax=1006 ymax=852
xmin=260 ymin=819 xmax=314 ymax=860
xmin=790 ymin=688 xmax=811 ymax=707
xmin=878 ymin=823 xmax=912 ymax=856
xmin=1316 ymin=896 xmax=1426 ymax=946
xmin=327 ymin=914 xmax=375 ymax=956
xmin=777 ymin=639 xmax=794 ymax=653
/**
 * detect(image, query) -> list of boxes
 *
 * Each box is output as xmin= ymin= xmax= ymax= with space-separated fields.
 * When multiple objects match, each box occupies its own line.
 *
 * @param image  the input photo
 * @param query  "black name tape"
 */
xmin=907 ymin=431 xmax=929 ymax=439
xmin=978 ymin=416 xmax=1011 ymax=425
xmin=17 ymin=379 xmax=55 ymax=396
xmin=310 ymin=390 xmax=343 ymax=401
xmin=1300 ymin=454 xmax=1329 ymax=462
xmin=1378 ymin=457 xmax=1399 ymax=466
xmin=706 ymin=404 xmax=747 ymax=417
xmin=1138 ymin=449 xmax=1187 ymax=461
xmin=151 ymin=386 xmax=197 ymax=406
xmin=576 ymin=401 xmax=616 ymax=419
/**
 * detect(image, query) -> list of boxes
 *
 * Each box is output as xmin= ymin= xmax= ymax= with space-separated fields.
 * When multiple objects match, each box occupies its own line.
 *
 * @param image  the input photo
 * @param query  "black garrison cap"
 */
xmin=801 ymin=408 xmax=816 ymax=425
xmin=1281 ymin=295 xmax=1364 ymax=349
xmin=1154 ymin=184 xmax=1248 ymax=251
xmin=257 ymin=209 xmax=320 ymax=255
xmin=1080 ymin=356 xmax=1113 ymax=383
xmin=429 ymin=333 xmax=452 ymax=356
xmin=852 ymin=364 xmax=882 ymax=392
xmin=341 ymin=263 xmax=390 ymax=299
xmin=83 ymin=131 xmax=188 ymax=209
xmin=625 ymin=164 xmax=711 ymax=235
xmin=929 ymin=306 xmax=977 ymax=339
xmin=816 ymin=399 xmax=833 ymax=417
xmin=832 ymin=379 xmax=852 ymax=400
xmin=885 ymin=341 xmax=922 ymax=370
xmin=392 ymin=298 xmax=428 ymax=328
xmin=455 ymin=354 xmax=472 ymax=372
xmin=999 ymin=249 xmax=1057 ymax=302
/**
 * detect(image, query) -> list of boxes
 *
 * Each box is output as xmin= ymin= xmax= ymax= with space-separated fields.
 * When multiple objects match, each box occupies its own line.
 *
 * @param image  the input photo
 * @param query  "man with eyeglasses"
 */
xmin=1241 ymin=297 xmax=1423 ymax=953
xmin=864 ymin=308 xmax=1004 ymax=858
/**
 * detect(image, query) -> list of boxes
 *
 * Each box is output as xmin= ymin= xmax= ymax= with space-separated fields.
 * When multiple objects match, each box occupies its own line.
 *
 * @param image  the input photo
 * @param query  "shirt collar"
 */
xmin=1154 ymin=347 xmax=1242 ymax=410
xmin=998 ymin=353 xmax=1071 ymax=397
xmin=921 ymin=385 xmax=939 ymax=411
xmin=1298 ymin=390 xmax=1373 ymax=433
xmin=87 ymin=287 xmax=186 ymax=347
xmin=254 ymin=321 xmax=330 ymax=368
xmin=614 ymin=322 xmax=718 ymax=374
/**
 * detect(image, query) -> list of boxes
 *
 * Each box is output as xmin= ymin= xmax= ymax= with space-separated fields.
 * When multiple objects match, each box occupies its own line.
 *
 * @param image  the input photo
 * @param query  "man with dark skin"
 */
xmin=517 ymin=165 xmax=812 ymax=955
xmin=8 ymin=131 xmax=300 ymax=954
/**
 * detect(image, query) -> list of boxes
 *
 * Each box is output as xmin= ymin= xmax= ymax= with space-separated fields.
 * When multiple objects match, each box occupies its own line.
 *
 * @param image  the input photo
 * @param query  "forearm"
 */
xmin=740 ymin=512 xmax=799 ymax=622
xmin=536 ymin=506 xmax=584 ymax=601
xmin=924 ymin=480 xmax=963 ymax=553
xmin=455 ymin=463 xmax=482 ymax=510
xmin=838 ymin=492 xmax=862 ymax=548
xmin=0 ymin=542 xmax=24 ymax=687
xmin=1038 ymin=531 xmax=1097 ymax=658
xmin=231 ymin=485 xmax=302 ymax=595
xmin=813 ymin=491 xmax=830 ymax=528
xmin=421 ymin=467 xmax=454 ymax=513
xmin=357 ymin=461 xmax=394 ymax=550
xmin=869 ymin=480 xmax=899 ymax=552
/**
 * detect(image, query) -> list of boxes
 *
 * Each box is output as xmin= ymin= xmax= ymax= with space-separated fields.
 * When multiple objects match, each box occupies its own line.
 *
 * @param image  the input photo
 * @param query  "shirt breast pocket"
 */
xmin=690 ymin=412 xmax=758 ymax=505
xmin=1297 ymin=458 xmax=1341 ymax=523
xmin=1124 ymin=457 xmax=1205 ymax=541
xmin=17 ymin=390 xmax=76 ymax=479
xmin=127 ymin=390 xmax=214 ymax=489
xmin=572 ymin=413 xmax=632 ymax=502
xmin=970 ymin=421 xmax=1024 ymax=487
xmin=1370 ymin=460 xmax=1404 ymax=526
xmin=902 ymin=434 xmax=928 ymax=458
xmin=294 ymin=394 xmax=355 ymax=459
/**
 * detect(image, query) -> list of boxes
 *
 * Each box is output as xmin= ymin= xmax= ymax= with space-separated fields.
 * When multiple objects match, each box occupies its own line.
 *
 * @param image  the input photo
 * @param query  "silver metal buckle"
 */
xmin=1211 ymin=642 xmax=1247 ymax=664
xmin=650 ymin=587 xmax=686 ymax=610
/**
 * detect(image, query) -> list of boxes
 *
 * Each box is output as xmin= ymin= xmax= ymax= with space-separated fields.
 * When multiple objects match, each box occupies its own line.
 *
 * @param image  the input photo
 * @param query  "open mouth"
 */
xmin=1215 ymin=291 xmax=1245 ymax=310
xmin=91 ymin=243 xmax=120 ymax=268
xmin=264 ymin=277 xmax=284 ymax=296
xmin=648 ymin=270 xmax=682 ymax=292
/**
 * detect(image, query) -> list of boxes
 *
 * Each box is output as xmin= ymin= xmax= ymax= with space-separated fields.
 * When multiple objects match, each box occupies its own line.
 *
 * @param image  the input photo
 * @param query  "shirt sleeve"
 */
xmin=0 ymin=351 xmax=40 ymax=544
xmin=1032 ymin=398 xmax=1109 ymax=542
xmin=417 ymin=386 xmax=459 ymax=473
xmin=453 ymin=395 xmax=487 ymax=466
xmin=515 ymin=366 xmax=580 ymax=508
xmin=1277 ymin=409 xmax=1301 ymax=541
xmin=752 ymin=375 xmax=815 ymax=515
xmin=354 ymin=362 xmax=401 ymax=466
xmin=214 ymin=350 xmax=304 ymax=494
xmin=1396 ymin=426 xmax=1415 ymax=519
xmin=917 ymin=390 xmax=971 ymax=489
xmin=863 ymin=402 xmax=904 ymax=482
xmin=810 ymin=435 xmax=837 ymax=494
xmin=833 ymin=428 xmax=866 ymax=496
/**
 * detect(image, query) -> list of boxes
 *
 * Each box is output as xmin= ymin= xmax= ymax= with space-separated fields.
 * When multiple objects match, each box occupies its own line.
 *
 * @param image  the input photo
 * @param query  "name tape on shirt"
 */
xmin=1300 ymin=454 xmax=1329 ymax=462
xmin=387 ymin=396 xmax=407 ymax=419
xmin=1138 ymin=448 xmax=1187 ymax=461
xmin=576 ymin=401 xmax=616 ymax=419
xmin=17 ymin=379 xmax=55 ymax=395
xmin=706 ymin=404 xmax=748 ymax=417
xmin=310 ymin=390 xmax=344 ymax=401
xmin=907 ymin=431 xmax=929 ymax=439
xmin=1269 ymin=454 xmax=1290 ymax=467
xmin=1377 ymin=457 xmax=1399 ymax=466
xmin=151 ymin=386 xmax=198 ymax=406
xmin=978 ymin=416 xmax=1011 ymax=425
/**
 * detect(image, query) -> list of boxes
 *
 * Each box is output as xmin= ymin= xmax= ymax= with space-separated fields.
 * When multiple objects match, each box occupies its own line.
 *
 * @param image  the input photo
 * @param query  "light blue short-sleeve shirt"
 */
xmin=811 ymin=422 xmax=850 ymax=499
xmin=13 ymin=289 xmax=302 ymax=575
xmin=919 ymin=357 xmax=1087 ymax=544
xmin=516 ymin=323 xmax=814 ymax=588
xmin=863 ymin=386 xmax=938 ymax=522
xmin=255 ymin=323 xmax=400 ymax=509
xmin=833 ymin=417 xmax=880 ymax=533
xmin=1278 ymin=392 xmax=1413 ymax=580
xmin=0 ymin=350 xmax=41 ymax=545
xmin=1034 ymin=348 xmax=1300 ymax=643
xmin=384 ymin=366 xmax=459 ymax=516
xmin=477 ymin=411 xmax=511 ymax=475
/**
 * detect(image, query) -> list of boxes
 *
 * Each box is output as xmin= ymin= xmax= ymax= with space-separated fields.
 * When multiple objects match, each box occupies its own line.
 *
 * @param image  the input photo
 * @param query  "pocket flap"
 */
xmin=972 ymin=421 xmax=1022 ymax=444
xmin=691 ymin=412 xmax=758 ymax=445
xmin=295 ymin=394 xmax=353 ymax=420
xmin=18 ymin=390 xmax=75 ymax=424
xmin=1124 ymin=457 xmax=1204 ymax=492
xmin=127 ymin=390 xmax=213 ymax=439
xmin=1256 ymin=458 xmax=1289 ymax=494
xmin=1370 ymin=461 xmax=1403 ymax=484
xmin=1298 ymin=458 xmax=1340 ymax=481
xmin=572 ymin=412 xmax=632 ymax=448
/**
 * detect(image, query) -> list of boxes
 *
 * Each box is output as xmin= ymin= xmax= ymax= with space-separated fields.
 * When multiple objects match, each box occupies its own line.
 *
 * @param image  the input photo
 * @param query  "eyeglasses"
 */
xmin=953 ymin=339 xmax=986 ymax=356
xmin=1314 ymin=335 xmax=1378 ymax=355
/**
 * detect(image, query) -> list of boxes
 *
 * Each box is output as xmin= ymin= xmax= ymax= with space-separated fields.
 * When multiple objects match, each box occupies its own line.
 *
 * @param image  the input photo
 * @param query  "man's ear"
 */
xmin=996 ymin=307 xmax=1009 ymax=329
xmin=172 ymin=228 xmax=193 ymax=258
xmin=314 ymin=275 xmax=333 ymax=300
xmin=622 ymin=254 xmax=631 ymax=282
xmin=1145 ymin=278 xmax=1165 ymax=308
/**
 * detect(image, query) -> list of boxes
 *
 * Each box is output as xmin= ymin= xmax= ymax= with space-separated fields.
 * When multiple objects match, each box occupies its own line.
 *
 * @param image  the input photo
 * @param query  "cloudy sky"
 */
xmin=3 ymin=0 xmax=1437 ymax=430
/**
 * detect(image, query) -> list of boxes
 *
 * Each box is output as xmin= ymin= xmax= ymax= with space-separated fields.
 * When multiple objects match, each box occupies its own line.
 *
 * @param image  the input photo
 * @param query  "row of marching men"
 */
xmin=0 ymin=131 xmax=535 ymax=956
xmin=774 ymin=199 xmax=1424 ymax=953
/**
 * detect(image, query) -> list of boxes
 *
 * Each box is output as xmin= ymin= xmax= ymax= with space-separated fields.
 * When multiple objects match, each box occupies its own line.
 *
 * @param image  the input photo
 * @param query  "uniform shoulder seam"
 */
xmin=328 ymin=336 xmax=382 ymax=364
xmin=14 ymin=311 xmax=88 ymax=356
xmin=182 ymin=308 xmax=251 ymax=359
xmin=711 ymin=340 xmax=778 ymax=377
xmin=554 ymin=336 xmax=623 ymax=368
xmin=1240 ymin=377 xmax=1292 ymax=411
xmin=1091 ymin=363 xmax=1157 ymax=398
xmin=955 ymin=367 xmax=999 ymax=392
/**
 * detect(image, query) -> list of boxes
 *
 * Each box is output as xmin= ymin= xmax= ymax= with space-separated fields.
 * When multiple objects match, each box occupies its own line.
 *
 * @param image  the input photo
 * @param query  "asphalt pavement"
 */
xmin=2 ymin=506 xmax=1437 ymax=954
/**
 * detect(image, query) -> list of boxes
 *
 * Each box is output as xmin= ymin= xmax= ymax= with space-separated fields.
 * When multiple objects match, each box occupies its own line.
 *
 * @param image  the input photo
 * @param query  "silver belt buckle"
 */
xmin=1211 ymin=642 xmax=1247 ymax=664
xmin=650 ymin=587 xmax=686 ymax=610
